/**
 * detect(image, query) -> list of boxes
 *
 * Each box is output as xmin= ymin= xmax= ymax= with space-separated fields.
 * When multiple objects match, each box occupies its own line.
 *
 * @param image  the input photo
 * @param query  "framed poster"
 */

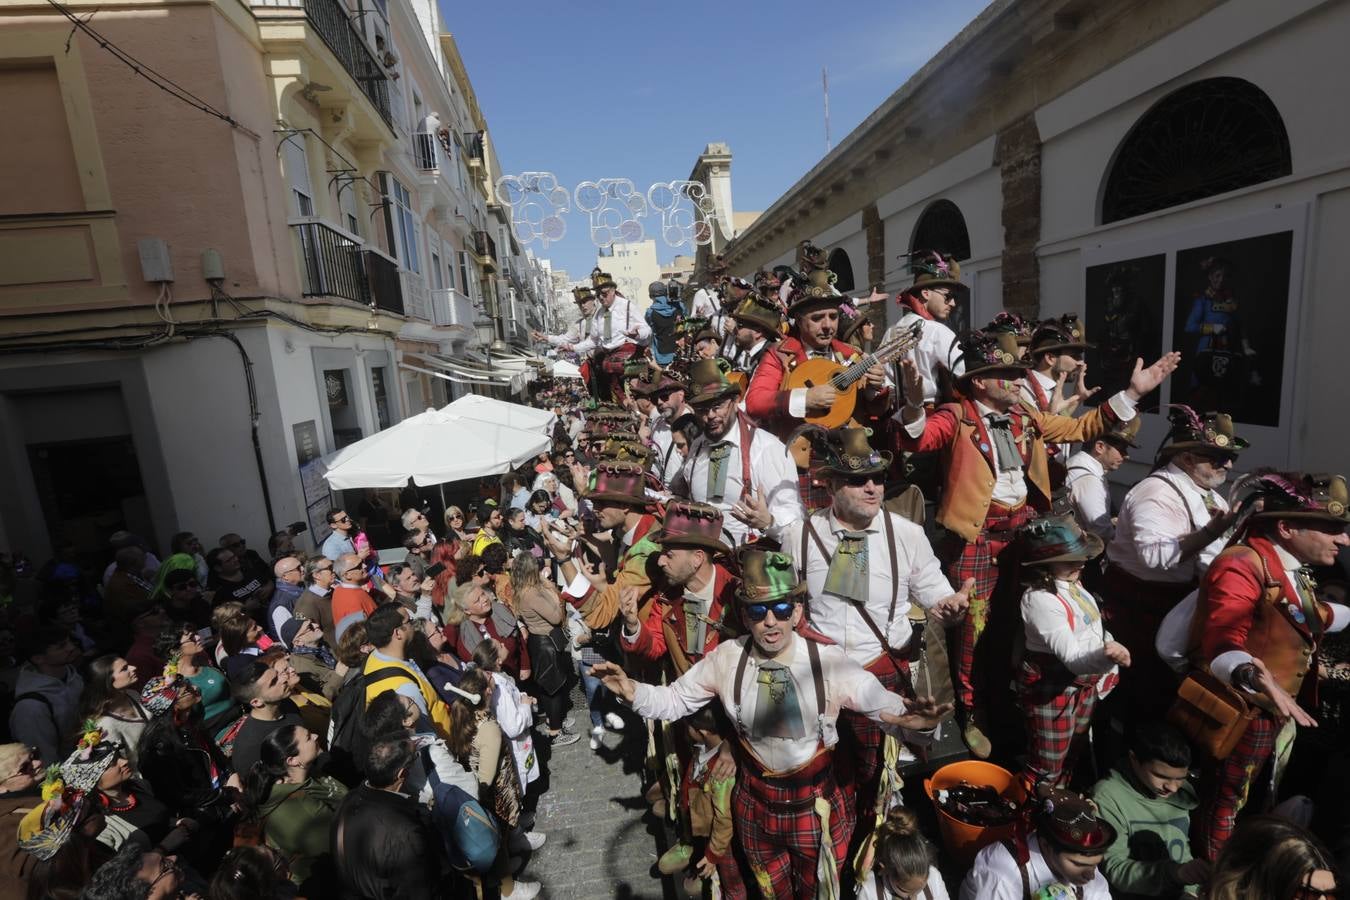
xmin=1171 ymin=231 xmax=1293 ymax=426
xmin=1083 ymin=254 xmax=1166 ymax=406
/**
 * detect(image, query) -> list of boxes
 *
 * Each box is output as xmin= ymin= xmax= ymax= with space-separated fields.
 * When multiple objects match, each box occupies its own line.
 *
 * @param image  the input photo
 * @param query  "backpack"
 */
xmin=327 ymin=667 xmax=415 ymax=785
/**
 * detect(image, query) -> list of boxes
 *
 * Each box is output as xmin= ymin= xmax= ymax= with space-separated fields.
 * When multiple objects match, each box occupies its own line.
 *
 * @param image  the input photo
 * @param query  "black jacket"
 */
xmin=332 ymin=784 xmax=445 ymax=900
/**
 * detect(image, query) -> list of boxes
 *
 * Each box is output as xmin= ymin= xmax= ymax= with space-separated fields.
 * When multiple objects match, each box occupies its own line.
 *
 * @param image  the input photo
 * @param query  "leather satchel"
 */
xmin=1167 ymin=668 xmax=1259 ymax=760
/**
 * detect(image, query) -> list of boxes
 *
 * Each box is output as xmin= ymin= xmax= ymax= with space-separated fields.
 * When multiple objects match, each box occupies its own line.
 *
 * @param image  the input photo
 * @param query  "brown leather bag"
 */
xmin=1167 ymin=668 xmax=1259 ymax=760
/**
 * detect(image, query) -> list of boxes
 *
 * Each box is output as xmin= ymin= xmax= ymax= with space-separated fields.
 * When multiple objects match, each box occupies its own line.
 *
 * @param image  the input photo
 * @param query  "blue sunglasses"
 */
xmin=743 ymin=600 xmax=797 ymax=623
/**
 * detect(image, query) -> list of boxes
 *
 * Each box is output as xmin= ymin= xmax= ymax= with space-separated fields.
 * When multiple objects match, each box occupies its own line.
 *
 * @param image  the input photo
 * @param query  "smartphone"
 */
xmin=287 ymin=520 xmax=308 ymax=535
xmin=195 ymin=628 xmax=212 ymax=642
xmin=426 ymin=562 xmax=447 ymax=579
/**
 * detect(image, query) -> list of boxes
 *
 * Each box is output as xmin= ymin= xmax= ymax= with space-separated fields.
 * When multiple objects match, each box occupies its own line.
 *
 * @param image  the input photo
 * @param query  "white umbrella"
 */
xmin=443 ymin=393 xmax=557 ymax=435
xmin=322 ymin=408 xmax=551 ymax=489
xmin=551 ymin=359 xmax=583 ymax=379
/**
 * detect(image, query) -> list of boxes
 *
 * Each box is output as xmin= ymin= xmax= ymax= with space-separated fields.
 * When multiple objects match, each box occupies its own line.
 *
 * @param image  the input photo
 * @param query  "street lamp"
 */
xmin=473 ymin=315 xmax=496 ymax=366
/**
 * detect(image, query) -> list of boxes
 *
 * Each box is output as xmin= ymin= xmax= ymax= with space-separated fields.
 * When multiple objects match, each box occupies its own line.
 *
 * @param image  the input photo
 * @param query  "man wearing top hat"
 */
xmin=689 ymin=254 xmax=728 ymax=322
xmin=1022 ymin=314 xmax=1099 ymax=418
xmin=634 ymin=369 xmax=694 ymax=486
xmin=776 ymin=426 xmax=971 ymax=867
xmin=593 ymin=547 xmax=950 ymax=900
xmin=729 ymin=288 xmax=784 ymax=378
xmin=1063 ymin=417 xmax=1141 ymax=543
xmin=540 ymin=285 xmax=599 ymax=389
xmin=1178 ymin=472 xmax=1350 ymax=859
xmin=879 ymin=250 xmax=967 ymax=410
xmin=1101 ymin=406 xmax=1246 ymax=721
xmin=895 ymin=321 xmax=1179 ymax=757
xmin=573 ymin=271 xmax=651 ymax=402
xmin=678 ymin=359 xmax=803 ymax=548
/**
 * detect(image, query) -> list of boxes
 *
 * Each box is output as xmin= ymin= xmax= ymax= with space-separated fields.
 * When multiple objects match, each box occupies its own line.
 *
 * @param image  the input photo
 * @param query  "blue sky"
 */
xmin=441 ymin=1 xmax=991 ymax=278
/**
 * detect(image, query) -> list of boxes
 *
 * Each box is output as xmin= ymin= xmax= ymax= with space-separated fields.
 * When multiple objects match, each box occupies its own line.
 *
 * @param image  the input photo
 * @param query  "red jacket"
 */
xmin=1198 ymin=535 xmax=1334 ymax=707
xmin=744 ymin=336 xmax=886 ymax=439
xmin=622 ymin=562 xmax=740 ymax=677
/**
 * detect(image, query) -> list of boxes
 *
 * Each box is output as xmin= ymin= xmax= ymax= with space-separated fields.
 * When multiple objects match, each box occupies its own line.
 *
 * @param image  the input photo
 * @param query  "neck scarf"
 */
xmin=823 ymin=530 xmax=869 ymax=605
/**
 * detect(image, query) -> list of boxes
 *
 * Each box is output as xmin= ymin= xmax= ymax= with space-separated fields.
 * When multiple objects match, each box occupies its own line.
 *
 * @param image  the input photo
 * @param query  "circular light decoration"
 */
xmin=574 ymin=178 xmax=647 ymax=248
xmin=495 ymin=172 xmax=569 ymax=248
xmin=647 ymin=180 xmax=719 ymax=248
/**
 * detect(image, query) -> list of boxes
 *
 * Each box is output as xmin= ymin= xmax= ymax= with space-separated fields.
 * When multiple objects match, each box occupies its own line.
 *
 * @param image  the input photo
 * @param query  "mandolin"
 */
xmin=785 ymin=322 xmax=923 ymax=467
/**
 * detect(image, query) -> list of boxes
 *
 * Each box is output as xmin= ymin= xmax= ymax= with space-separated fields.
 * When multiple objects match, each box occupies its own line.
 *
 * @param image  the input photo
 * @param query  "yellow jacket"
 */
xmin=362 ymin=651 xmax=453 ymax=740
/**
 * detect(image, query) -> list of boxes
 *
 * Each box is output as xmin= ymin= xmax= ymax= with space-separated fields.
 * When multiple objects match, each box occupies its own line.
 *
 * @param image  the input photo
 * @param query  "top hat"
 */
xmin=572 ymin=286 xmax=595 ymax=305
xmin=648 ymin=500 xmax=731 ymax=555
xmin=735 ymin=547 xmax=808 ymax=604
xmin=1035 ymin=790 xmax=1117 ymax=854
xmin=597 ymin=440 xmax=655 ymax=469
xmin=139 ymin=673 xmax=192 ymax=717
xmin=1242 ymin=472 xmax=1350 ymax=526
xmin=592 ymin=271 xmax=617 ymax=291
xmin=733 ymin=290 xmax=785 ymax=336
xmin=786 ymin=268 xmax=843 ymax=318
xmin=987 ymin=311 xmax=1034 ymax=352
xmin=630 ymin=367 xmax=683 ymax=397
xmin=752 ymin=268 xmax=782 ymax=291
xmin=954 ymin=321 xmax=1030 ymax=387
xmin=1028 ymin=314 xmax=1093 ymax=356
xmin=903 ymin=249 xmax=969 ymax=301
xmin=685 ymin=358 xmax=741 ymax=406
xmin=584 ymin=461 xmax=649 ymax=506
xmin=796 ymin=240 xmax=829 ymax=272
xmin=1098 ymin=416 xmax=1142 ymax=450
xmin=1156 ymin=405 xmax=1249 ymax=459
xmin=707 ymin=254 xmax=729 ymax=275
xmin=1019 ymin=515 xmax=1105 ymax=566
xmin=792 ymin=425 xmax=892 ymax=478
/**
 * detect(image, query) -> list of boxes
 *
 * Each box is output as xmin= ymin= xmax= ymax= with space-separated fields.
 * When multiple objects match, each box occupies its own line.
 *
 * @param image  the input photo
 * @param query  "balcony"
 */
xmin=473 ymin=230 xmax=498 ymax=274
xmin=251 ymin=0 xmax=394 ymax=134
xmin=400 ymin=268 xmax=430 ymax=321
xmin=291 ymin=219 xmax=403 ymax=314
xmin=429 ymin=288 xmax=475 ymax=328
xmin=412 ymin=130 xmax=469 ymax=226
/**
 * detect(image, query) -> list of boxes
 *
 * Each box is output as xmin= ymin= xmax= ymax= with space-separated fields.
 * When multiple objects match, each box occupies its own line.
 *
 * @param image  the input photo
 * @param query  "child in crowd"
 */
xmin=858 ymin=806 xmax=950 ymax=899
xmin=1016 ymin=517 xmax=1131 ymax=792
xmin=661 ymin=707 xmax=745 ymax=899
xmin=1091 ymin=721 xmax=1209 ymax=898
xmin=961 ymin=790 xmax=1115 ymax=898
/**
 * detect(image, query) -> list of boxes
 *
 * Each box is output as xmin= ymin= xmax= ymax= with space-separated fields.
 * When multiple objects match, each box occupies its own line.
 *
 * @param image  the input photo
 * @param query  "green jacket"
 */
xmin=258 ymin=774 xmax=348 ymax=885
xmin=1090 ymin=766 xmax=1199 ymax=899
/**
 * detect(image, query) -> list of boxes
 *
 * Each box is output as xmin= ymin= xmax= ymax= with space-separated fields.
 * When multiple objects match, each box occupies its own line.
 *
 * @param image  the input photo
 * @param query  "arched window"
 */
xmin=828 ymin=248 xmax=855 ymax=292
xmin=909 ymin=199 xmax=971 ymax=261
xmin=1101 ymin=77 xmax=1291 ymax=224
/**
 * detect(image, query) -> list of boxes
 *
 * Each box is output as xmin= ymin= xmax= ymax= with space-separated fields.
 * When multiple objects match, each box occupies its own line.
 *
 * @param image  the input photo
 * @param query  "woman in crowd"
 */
xmin=241 ymin=724 xmax=346 ymax=895
xmin=443 ymin=580 xmax=530 ymax=682
xmin=80 ymin=655 xmax=151 ymax=773
xmin=523 ymin=488 xmax=558 ymax=532
xmin=508 ymin=552 xmax=576 ymax=746
xmin=407 ymin=624 xmax=465 ymax=708
xmin=156 ymin=624 xmax=236 ymax=733
xmin=219 ymin=613 xmax=267 ymax=679
xmin=207 ymin=846 xmax=297 ymax=900
xmin=443 ymin=506 xmax=473 ymax=554
xmin=425 ymin=539 xmax=460 ymax=618
xmin=1205 ymin=815 xmax=1340 ymax=900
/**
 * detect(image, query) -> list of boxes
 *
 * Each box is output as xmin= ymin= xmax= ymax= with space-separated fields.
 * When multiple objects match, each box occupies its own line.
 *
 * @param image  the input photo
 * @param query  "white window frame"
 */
xmin=389 ymin=178 xmax=421 ymax=274
xmin=283 ymin=134 xmax=314 ymax=217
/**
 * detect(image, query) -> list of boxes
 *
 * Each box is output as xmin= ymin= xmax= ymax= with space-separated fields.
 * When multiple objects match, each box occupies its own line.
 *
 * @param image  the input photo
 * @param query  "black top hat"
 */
xmin=789 ymin=425 xmax=891 ymax=478
xmin=1156 ymin=405 xmax=1249 ymax=459
xmin=954 ymin=321 xmax=1029 ymax=387
xmin=1028 ymin=314 xmax=1093 ymax=356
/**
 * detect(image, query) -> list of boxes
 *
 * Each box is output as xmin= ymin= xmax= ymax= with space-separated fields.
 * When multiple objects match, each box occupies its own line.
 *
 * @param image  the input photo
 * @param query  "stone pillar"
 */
xmin=862 ymin=203 xmax=884 ymax=290
xmin=995 ymin=114 xmax=1042 ymax=320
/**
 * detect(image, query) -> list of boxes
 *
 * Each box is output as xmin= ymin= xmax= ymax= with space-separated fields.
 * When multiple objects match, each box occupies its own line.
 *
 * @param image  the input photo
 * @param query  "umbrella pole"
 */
xmin=439 ymin=482 xmax=446 ymax=511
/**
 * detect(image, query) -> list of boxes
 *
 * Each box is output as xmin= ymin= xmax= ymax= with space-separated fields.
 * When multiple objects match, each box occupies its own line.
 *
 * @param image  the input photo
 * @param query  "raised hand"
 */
xmin=879 ymin=695 xmax=954 ymax=732
xmin=930 ymin=577 xmax=973 ymax=626
xmin=590 ymin=661 xmax=637 ymax=703
xmin=619 ymin=585 xmax=642 ymax=629
xmin=899 ymin=359 xmax=924 ymax=408
xmin=1125 ymin=351 xmax=1182 ymax=401
xmin=730 ymin=488 xmax=772 ymax=531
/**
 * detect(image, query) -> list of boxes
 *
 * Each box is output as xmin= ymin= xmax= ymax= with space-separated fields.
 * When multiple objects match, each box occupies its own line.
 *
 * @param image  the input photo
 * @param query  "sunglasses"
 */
xmin=335 ymin=516 xmax=351 ymax=524
xmin=1296 ymin=884 xmax=1339 ymax=900
xmin=743 ymin=600 xmax=796 ymax=623
xmin=841 ymin=473 xmax=883 ymax=488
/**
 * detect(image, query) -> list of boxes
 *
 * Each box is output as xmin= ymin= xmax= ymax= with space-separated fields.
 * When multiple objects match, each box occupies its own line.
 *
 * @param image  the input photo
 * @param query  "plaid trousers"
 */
xmin=733 ymin=763 xmax=853 ymax=900
xmin=1195 ymin=713 xmax=1278 ymax=861
xmin=943 ymin=504 xmax=1032 ymax=712
xmin=834 ymin=658 xmax=906 ymax=813
xmin=1018 ymin=652 xmax=1117 ymax=789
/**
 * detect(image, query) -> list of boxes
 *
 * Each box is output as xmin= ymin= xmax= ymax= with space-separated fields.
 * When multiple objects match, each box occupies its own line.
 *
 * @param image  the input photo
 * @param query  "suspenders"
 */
xmin=732 ymin=634 xmax=826 ymax=716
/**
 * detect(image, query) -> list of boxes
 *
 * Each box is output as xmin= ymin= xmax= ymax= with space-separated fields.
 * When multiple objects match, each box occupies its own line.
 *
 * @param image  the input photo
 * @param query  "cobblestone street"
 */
xmin=526 ymin=685 xmax=676 ymax=899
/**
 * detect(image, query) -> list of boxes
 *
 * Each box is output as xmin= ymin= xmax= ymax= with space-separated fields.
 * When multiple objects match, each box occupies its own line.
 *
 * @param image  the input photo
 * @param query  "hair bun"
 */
xmin=882 ymin=806 xmax=920 ymax=837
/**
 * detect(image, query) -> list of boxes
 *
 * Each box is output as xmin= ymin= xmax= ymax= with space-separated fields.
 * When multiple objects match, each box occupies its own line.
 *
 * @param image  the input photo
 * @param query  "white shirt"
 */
xmin=681 ymin=420 xmax=802 ymax=546
xmin=882 ymin=312 xmax=962 ymax=406
xmin=1064 ymin=451 xmax=1113 ymax=539
xmin=734 ymin=337 xmax=770 ymax=372
xmin=574 ymin=295 xmax=651 ymax=353
xmin=783 ymin=510 xmax=953 ymax=665
xmin=961 ymin=834 xmax=1113 ymax=900
xmin=629 ymin=633 xmax=906 ymax=772
xmin=690 ymin=287 xmax=719 ymax=320
xmin=1022 ymin=579 xmax=1118 ymax=692
xmin=1107 ymin=462 xmax=1229 ymax=583
xmin=545 ymin=315 xmax=590 ymax=347
xmin=857 ymin=865 xmax=950 ymax=900
xmin=652 ymin=405 xmax=692 ymax=485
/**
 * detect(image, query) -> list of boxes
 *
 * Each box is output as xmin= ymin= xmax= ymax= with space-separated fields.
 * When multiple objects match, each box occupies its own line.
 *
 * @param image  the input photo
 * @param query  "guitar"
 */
xmin=785 ymin=322 xmax=924 ymax=467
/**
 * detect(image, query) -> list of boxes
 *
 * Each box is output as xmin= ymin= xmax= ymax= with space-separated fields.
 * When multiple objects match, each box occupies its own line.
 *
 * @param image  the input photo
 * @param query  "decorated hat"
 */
xmin=597 ymin=440 xmax=655 ymax=469
xmin=586 ymin=425 xmax=640 ymax=445
xmin=649 ymin=500 xmax=731 ymax=555
xmin=592 ymin=271 xmax=617 ymax=291
xmin=733 ymin=290 xmax=785 ymax=336
xmin=796 ymin=240 xmax=829 ymax=272
xmin=954 ymin=320 xmax=1030 ymax=387
xmin=623 ymin=358 xmax=657 ymax=381
xmin=18 ymin=785 xmax=89 ymax=862
xmin=1029 ymin=314 xmax=1093 ymax=356
xmin=786 ymin=268 xmax=843 ymax=318
xmin=752 ymin=268 xmax=782 ymax=291
xmin=572 ymin=286 xmax=595 ymax=305
xmin=584 ymin=461 xmax=650 ymax=506
xmin=707 ymin=254 xmax=729 ymax=276
xmin=1156 ymin=405 xmax=1249 ymax=459
xmin=839 ymin=300 xmax=879 ymax=344
xmin=1241 ymin=471 xmax=1350 ymax=526
xmin=1019 ymin=515 xmax=1105 ymax=566
xmin=1097 ymin=416 xmax=1142 ymax=450
xmin=903 ymin=249 xmax=969 ymax=301
xmin=1035 ymin=790 xmax=1117 ymax=854
xmin=58 ymin=726 xmax=120 ymax=793
xmin=630 ymin=366 xmax=683 ymax=397
xmin=685 ymin=358 xmax=741 ymax=406
xmin=987 ymin=311 xmax=1034 ymax=352
xmin=790 ymin=425 xmax=892 ymax=477
xmin=140 ymin=673 xmax=193 ymax=717
xmin=735 ymin=547 xmax=807 ymax=604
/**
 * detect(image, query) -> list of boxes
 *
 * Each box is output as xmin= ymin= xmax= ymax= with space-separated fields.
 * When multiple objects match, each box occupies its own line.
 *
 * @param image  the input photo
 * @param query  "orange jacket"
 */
xmin=897 ymin=397 xmax=1123 ymax=542
xmin=622 ymin=562 xmax=741 ymax=677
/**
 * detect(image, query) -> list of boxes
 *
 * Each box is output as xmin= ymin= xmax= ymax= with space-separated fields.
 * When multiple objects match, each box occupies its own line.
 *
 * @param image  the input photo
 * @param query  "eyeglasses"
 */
xmin=841 ymin=473 xmax=883 ymax=488
xmin=149 ymin=853 xmax=180 ymax=887
xmin=743 ymin=600 xmax=796 ymax=623
xmin=335 ymin=516 xmax=351 ymax=524
xmin=1295 ymin=881 xmax=1339 ymax=900
xmin=279 ymin=565 xmax=302 ymax=576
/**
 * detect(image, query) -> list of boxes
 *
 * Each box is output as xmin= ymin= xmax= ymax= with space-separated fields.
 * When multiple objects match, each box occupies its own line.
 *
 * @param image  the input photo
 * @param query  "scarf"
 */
xmin=457 ymin=601 xmax=521 ymax=654
xmin=901 ymin=292 xmax=934 ymax=321
xmin=291 ymin=643 xmax=338 ymax=669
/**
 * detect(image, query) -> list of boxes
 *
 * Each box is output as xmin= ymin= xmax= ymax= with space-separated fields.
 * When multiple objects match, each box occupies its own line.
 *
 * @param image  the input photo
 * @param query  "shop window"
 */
xmin=1101 ymin=77 xmax=1291 ymax=224
xmin=324 ymin=368 xmax=363 ymax=448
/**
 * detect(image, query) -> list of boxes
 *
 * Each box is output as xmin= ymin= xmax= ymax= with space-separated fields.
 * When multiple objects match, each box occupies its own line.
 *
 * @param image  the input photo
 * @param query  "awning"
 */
xmin=402 ymin=352 xmax=530 ymax=393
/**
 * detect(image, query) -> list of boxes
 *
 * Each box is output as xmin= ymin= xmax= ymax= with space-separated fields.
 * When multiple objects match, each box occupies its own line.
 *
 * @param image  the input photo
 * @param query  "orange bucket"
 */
xmin=923 ymin=760 xmax=1026 ymax=865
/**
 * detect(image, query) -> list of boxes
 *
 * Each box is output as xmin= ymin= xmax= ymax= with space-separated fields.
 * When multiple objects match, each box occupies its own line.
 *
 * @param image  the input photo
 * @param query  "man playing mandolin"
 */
xmin=745 ymin=265 xmax=893 ymax=511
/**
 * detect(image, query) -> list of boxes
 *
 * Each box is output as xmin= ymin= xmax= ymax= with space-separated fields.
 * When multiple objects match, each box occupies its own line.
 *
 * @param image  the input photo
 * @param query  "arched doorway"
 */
xmin=910 ymin=199 xmax=971 ymax=262
xmin=1100 ymin=77 xmax=1291 ymax=224
xmin=828 ymin=248 xmax=855 ymax=292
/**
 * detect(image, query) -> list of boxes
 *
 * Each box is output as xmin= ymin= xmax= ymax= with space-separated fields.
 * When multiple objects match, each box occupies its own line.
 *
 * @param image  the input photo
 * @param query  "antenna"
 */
xmin=823 ymin=66 xmax=831 ymax=153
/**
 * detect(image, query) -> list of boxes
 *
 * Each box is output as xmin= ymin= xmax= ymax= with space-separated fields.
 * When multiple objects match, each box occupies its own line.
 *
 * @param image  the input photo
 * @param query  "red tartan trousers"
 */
xmin=1017 ymin=652 xmax=1117 ymax=790
xmin=943 ymin=503 xmax=1032 ymax=712
xmin=1099 ymin=565 xmax=1193 ymax=722
xmin=1195 ymin=713 xmax=1278 ymax=861
xmin=733 ymin=758 xmax=853 ymax=900
xmin=833 ymin=656 xmax=907 ymax=817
